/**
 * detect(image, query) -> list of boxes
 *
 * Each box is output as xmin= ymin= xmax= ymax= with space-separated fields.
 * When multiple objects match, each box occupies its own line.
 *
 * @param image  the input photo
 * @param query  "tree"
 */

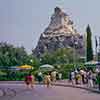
xmin=40 ymin=48 xmax=81 ymax=65
xmin=54 ymin=48 xmax=74 ymax=64
xmin=40 ymin=51 xmax=56 ymax=65
xmin=86 ymin=25 xmax=93 ymax=62
xmin=24 ymin=54 xmax=40 ymax=69
xmin=0 ymin=42 xmax=28 ymax=67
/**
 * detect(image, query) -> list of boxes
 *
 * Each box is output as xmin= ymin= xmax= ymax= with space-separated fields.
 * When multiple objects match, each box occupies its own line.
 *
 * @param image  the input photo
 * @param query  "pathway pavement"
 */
xmin=0 ymin=84 xmax=100 ymax=100
xmin=0 ymin=80 xmax=100 ymax=100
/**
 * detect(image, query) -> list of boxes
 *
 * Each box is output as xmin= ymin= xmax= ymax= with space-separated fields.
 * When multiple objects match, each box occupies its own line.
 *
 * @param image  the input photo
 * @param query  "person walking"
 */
xmin=87 ymin=71 xmax=93 ymax=88
xmin=92 ymin=72 xmax=96 ymax=88
xmin=51 ymin=70 xmax=57 ymax=82
xmin=80 ymin=69 xmax=85 ymax=84
xmin=58 ymin=73 xmax=62 ymax=80
xmin=30 ymin=74 xmax=35 ymax=88
xmin=25 ymin=73 xmax=35 ymax=89
xmin=68 ymin=71 xmax=72 ymax=82
xmin=71 ymin=71 xmax=75 ymax=85
xmin=96 ymin=72 xmax=100 ymax=91
xmin=37 ymin=71 xmax=43 ymax=84
xmin=76 ymin=73 xmax=82 ymax=84
xmin=44 ymin=73 xmax=51 ymax=88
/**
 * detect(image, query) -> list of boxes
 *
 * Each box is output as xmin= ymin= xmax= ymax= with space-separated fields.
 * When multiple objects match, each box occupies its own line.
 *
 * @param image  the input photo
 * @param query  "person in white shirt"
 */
xmin=71 ymin=71 xmax=75 ymax=85
xmin=58 ymin=73 xmax=62 ymax=80
xmin=51 ymin=70 xmax=57 ymax=82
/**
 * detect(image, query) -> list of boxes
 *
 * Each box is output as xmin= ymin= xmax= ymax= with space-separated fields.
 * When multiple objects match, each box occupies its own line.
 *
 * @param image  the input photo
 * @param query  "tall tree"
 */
xmin=0 ymin=42 xmax=28 ymax=67
xmin=86 ymin=25 xmax=93 ymax=62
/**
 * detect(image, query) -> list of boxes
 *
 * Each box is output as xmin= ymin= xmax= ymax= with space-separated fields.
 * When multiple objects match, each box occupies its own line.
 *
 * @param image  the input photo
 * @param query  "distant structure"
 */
xmin=33 ymin=7 xmax=85 ymax=57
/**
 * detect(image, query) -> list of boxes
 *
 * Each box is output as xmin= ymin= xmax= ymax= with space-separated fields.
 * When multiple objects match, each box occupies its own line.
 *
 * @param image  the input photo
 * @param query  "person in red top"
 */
xmin=25 ymin=73 xmax=35 ymax=89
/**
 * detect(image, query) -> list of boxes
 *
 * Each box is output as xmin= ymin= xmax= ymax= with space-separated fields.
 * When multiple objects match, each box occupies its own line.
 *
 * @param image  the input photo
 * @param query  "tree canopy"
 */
xmin=0 ymin=42 xmax=40 ymax=69
xmin=86 ymin=25 xmax=93 ymax=62
xmin=40 ymin=48 xmax=81 ymax=65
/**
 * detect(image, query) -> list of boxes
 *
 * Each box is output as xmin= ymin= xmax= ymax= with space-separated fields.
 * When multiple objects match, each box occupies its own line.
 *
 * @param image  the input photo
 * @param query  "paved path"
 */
xmin=0 ymin=84 xmax=100 ymax=100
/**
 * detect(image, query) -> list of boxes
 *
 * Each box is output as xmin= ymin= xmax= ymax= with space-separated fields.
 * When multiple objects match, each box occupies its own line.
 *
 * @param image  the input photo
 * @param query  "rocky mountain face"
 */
xmin=33 ymin=7 xmax=85 ymax=57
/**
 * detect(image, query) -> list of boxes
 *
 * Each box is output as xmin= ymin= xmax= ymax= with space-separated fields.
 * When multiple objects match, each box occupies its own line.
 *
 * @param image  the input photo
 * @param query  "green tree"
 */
xmin=40 ymin=51 xmax=55 ymax=65
xmin=97 ymin=52 xmax=100 ymax=61
xmin=24 ymin=54 xmax=40 ymax=69
xmin=0 ymin=42 xmax=28 ymax=67
xmin=86 ymin=25 xmax=93 ymax=62
xmin=54 ymin=48 xmax=74 ymax=64
xmin=40 ymin=48 xmax=81 ymax=65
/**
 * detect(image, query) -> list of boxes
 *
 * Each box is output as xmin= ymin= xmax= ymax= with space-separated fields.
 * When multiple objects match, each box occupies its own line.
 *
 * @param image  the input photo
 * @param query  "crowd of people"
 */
xmin=24 ymin=68 xmax=100 ymax=91
xmin=24 ymin=70 xmax=59 ymax=89
xmin=69 ymin=68 xmax=100 ymax=90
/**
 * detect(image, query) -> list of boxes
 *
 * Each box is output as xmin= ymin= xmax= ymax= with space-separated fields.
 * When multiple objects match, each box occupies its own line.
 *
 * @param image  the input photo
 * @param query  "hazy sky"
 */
xmin=0 ymin=0 xmax=100 ymax=53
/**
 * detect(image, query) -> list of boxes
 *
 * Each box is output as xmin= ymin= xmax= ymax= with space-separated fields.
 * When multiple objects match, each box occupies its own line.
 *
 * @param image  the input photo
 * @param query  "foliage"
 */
xmin=40 ymin=52 xmax=56 ymax=65
xmin=0 ymin=42 xmax=40 ymax=69
xmin=0 ymin=63 xmax=85 ymax=80
xmin=0 ymin=42 xmax=86 ymax=80
xmin=24 ymin=54 xmax=40 ymax=70
xmin=86 ymin=25 xmax=93 ymax=62
xmin=98 ymin=52 xmax=100 ymax=61
xmin=0 ymin=42 xmax=27 ymax=66
xmin=40 ymin=48 xmax=82 ymax=65
xmin=0 ymin=70 xmax=29 ymax=81
xmin=54 ymin=63 xmax=85 ymax=79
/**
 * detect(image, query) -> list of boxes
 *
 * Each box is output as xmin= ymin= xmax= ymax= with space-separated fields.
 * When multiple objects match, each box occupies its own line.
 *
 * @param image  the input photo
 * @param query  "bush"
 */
xmin=0 ymin=70 xmax=30 ymax=81
xmin=55 ymin=63 xmax=85 ymax=79
xmin=0 ymin=63 xmax=85 ymax=81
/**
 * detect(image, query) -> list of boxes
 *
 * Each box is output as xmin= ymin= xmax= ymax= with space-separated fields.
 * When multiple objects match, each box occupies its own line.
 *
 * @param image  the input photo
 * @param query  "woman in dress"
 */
xmin=44 ymin=73 xmax=51 ymax=88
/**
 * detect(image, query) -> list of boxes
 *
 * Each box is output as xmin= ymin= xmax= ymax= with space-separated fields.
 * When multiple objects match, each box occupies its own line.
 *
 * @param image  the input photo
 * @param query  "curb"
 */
xmin=53 ymin=83 xmax=100 ymax=93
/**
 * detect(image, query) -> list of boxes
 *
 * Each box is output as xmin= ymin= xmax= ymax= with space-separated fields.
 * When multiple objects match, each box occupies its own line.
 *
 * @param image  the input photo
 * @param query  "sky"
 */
xmin=0 ymin=0 xmax=100 ymax=54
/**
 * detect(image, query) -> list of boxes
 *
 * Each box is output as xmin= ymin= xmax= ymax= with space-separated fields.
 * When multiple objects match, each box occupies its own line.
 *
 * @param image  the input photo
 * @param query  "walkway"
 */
xmin=0 ymin=81 xmax=100 ymax=100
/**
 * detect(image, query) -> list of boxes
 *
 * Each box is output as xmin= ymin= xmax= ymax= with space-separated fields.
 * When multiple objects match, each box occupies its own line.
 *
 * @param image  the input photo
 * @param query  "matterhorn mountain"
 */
xmin=33 ymin=7 xmax=84 ymax=57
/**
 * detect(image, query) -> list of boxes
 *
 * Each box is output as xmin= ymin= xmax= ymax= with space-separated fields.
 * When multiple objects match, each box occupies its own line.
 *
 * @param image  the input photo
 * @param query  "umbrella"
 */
xmin=39 ymin=64 xmax=54 ymax=71
xmin=85 ymin=61 xmax=98 ymax=64
xmin=17 ymin=65 xmax=33 ymax=70
xmin=96 ymin=62 xmax=100 ymax=65
xmin=85 ymin=61 xmax=100 ymax=67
